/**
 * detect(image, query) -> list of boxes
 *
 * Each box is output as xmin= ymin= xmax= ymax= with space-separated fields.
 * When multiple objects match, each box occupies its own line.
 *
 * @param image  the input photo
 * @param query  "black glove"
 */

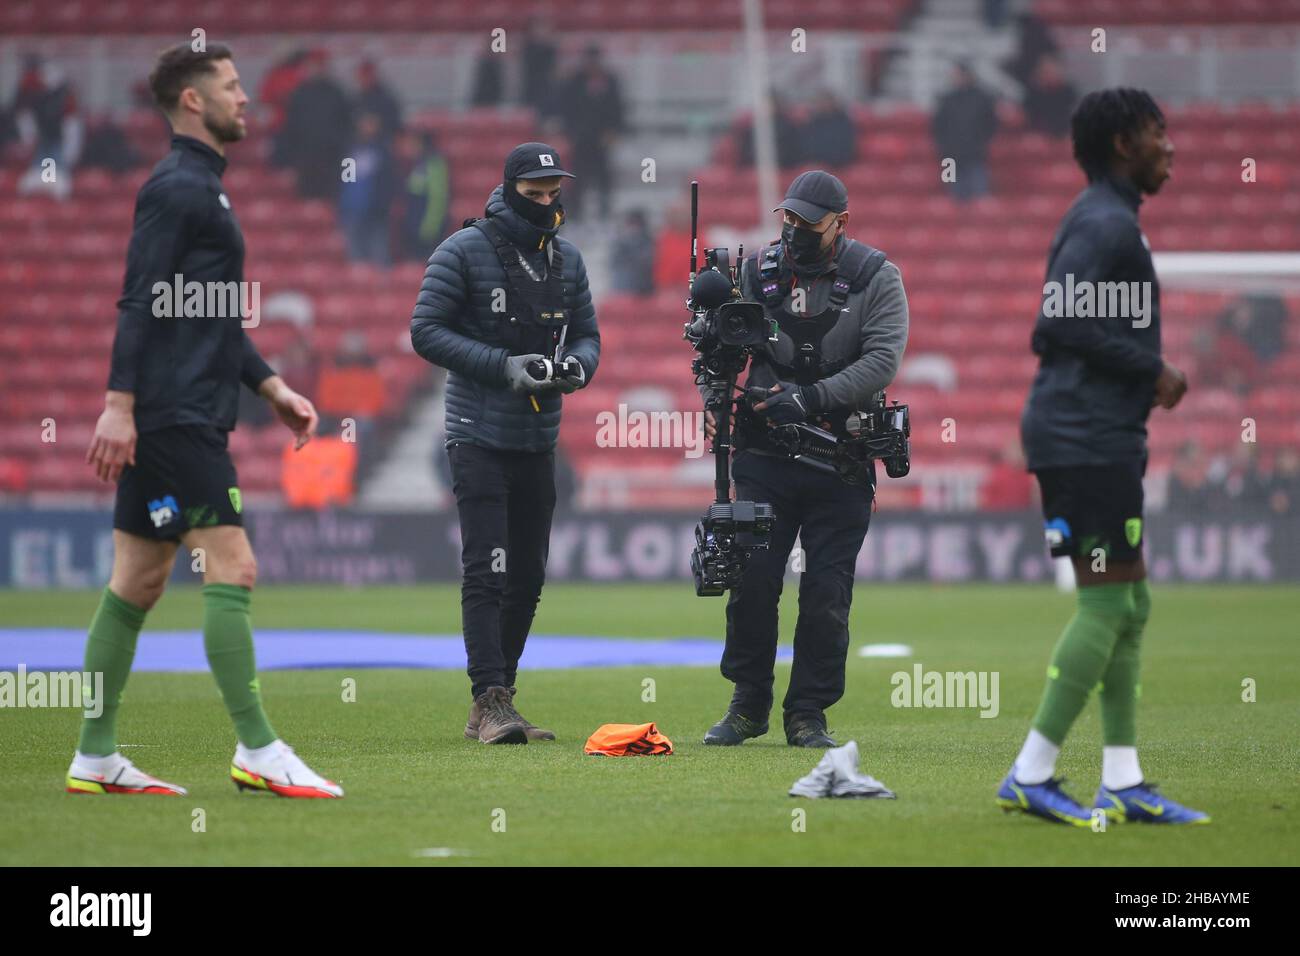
xmin=752 ymin=380 xmax=819 ymax=425
xmin=554 ymin=356 xmax=586 ymax=394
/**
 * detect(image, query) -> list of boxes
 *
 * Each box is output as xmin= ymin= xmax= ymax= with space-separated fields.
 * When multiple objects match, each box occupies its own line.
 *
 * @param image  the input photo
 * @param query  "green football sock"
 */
xmin=202 ymin=583 xmax=276 ymax=749
xmin=1099 ymin=578 xmax=1149 ymax=747
xmin=1030 ymin=582 xmax=1133 ymax=745
xmin=76 ymin=588 xmax=147 ymax=756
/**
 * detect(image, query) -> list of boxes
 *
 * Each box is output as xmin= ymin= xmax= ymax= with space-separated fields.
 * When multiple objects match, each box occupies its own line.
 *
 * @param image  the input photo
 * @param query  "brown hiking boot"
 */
xmin=464 ymin=699 xmax=483 ymax=740
xmin=466 ymin=687 xmax=555 ymax=741
xmin=508 ymin=686 xmax=556 ymax=741
xmin=473 ymin=686 xmax=528 ymax=745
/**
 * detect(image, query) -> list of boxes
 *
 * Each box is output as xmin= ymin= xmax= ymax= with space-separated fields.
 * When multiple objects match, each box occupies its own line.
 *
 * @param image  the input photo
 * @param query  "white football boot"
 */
xmin=230 ymin=739 xmax=343 ymax=798
xmin=66 ymin=751 xmax=187 ymax=796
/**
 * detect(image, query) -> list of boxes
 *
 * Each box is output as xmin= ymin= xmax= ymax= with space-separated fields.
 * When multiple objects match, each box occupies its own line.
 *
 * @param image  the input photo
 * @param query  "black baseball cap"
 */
xmin=504 ymin=142 xmax=576 ymax=181
xmin=773 ymin=170 xmax=848 ymax=223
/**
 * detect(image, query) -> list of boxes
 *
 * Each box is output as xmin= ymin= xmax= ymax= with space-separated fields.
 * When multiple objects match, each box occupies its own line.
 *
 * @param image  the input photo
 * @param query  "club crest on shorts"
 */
xmin=1125 ymin=517 xmax=1143 ymax=548
xmin=228 ymin=487 xmax=242 ymax=515
xmin=147 ymin=495 xmax=179 ymax=529
xmin=1044 ymin=517 xmax=1071 ymax=548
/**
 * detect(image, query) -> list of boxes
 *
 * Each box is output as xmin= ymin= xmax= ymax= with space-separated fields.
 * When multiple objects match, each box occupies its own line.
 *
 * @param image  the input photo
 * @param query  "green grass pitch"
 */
xmin=1 ymin=583 xmax=1295 ymax=866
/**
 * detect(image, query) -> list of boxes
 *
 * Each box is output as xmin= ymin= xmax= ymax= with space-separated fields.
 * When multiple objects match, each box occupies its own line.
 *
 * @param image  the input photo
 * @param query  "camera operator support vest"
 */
xmin=738 ymin=237 xmax=888 ymax=445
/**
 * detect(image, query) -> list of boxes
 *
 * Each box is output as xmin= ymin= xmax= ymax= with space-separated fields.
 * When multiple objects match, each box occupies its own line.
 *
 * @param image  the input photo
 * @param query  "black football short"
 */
xmin=1033 ymin=458 xmax=1146 ymax=563
xmin=113 ymin=425 xmax=244 ymax=540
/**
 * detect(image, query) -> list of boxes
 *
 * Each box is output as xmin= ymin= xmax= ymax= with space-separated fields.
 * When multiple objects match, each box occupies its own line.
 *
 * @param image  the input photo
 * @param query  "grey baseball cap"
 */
xmin=773 ymin=169 xmax=848 ymax=222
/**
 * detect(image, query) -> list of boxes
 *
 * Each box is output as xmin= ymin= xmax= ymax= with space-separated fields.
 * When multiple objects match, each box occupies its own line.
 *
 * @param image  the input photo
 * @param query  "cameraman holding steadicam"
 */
xmin=700 ymin=170 xmax=909 ymax=749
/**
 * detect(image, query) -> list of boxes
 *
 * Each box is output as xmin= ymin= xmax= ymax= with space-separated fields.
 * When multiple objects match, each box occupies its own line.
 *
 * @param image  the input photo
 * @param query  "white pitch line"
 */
xmin=412 ymin=847 xmax=473 ymax=859
xmin=857 ymin=643 xmax=913 ymax=658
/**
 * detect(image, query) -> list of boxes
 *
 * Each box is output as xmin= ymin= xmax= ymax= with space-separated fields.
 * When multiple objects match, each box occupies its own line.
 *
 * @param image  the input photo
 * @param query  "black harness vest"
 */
xmin=472 ymin=217 xmax=568 ymax=357
xmin=754 ymin=239 xmax=887 ymax=387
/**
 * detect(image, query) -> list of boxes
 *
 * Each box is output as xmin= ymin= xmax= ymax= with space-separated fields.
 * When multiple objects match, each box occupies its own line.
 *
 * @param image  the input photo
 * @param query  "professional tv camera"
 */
xmin=683 ymin=180 xmax=776 ymax=597
xmin=745 ymin=388 xmax=912 ymax=486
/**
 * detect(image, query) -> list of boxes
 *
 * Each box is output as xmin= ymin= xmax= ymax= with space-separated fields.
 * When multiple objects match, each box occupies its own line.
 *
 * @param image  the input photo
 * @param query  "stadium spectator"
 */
xmin=13 ymin=55 xmax=82 ymax=200
xmin=1214 ymin=443 xmax=1270 ymax=509
xmin=1195 ymin=304 xmax=1260 ymax=393
xmin=981 ymin=441 xmax=1033 ymax=510
xmin=317 ymin=331 xmax=385 ymax=448
xmin=1004 ymin=11 xmax=1061 ymax=89
xmin=355 ymin=60 xmax=403 ymax=140
xmin=1022 ymin=55 xmax=1078 ymax=138
xmin=281 ymin=423 xmax=358 ymax=509
xmin=260 ymin=47 xmax=309 ymax=166
xmin=653 ymin=199 xmax=693 ymax=291
xmin=238 ymin=325 xmax=317 ymax=430
xmin=801 ymin=88 xmax=858 ymax=169
xmin=1192 ymin=295 xmax=1286 ymax=393
xmin=281 ymin=50 xmax=353 ymax=200
xmin=983 ymin=0 xmax=1010 ymax=29
xmin=396 ymin=129 xmax=451 ymax=262
xmin=556 ymin=44 xmax=626 ymax=219
xmin=931 ymin=62 xmax=998 ymax=200
xmin=0 ymin=96 xmax=17 ymax=154
xmin=737 ymin=88 xmax=804 ymax=169
xmin=609 ymin=209 xmax=656 ymax=296
xmin=1265 ymin=448 xmax=1300 ymax=515
xmin=273 ymin=327 xmax=321 ymax=404
xmin=0 ymin=456 xmax=30 ymax=493
xmin=80 ymin=116 xmax=142 ymax=173
xmin=338 ymin=112 xmax=397 ymax=266
xmin=1165 ymin=441 xmax=1218 ymax=512
xmin=470 ymin=42 xmax=505 ymax=107
xmin=521 ymin=16 xmax=560 ymax=119
xmin=1236 ymin=292 xmax=1287 ymax=361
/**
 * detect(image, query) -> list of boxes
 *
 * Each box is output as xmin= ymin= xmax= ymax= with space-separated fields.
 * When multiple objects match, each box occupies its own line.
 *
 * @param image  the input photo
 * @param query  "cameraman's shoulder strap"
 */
xmin=829 ymin=240 xmax=887 ymax=309
xmin=756 ymin=240 xmax=787 ymax=308
xmin=472 ymin=217 xmax=525 ymax=285
xmin=472 ymin=217 xmax=564 ymax=288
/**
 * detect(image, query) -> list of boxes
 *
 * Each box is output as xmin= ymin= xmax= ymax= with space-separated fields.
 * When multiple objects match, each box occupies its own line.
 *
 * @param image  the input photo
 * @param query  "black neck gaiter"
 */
xmin=505 ymin=179 xmax=564 ymax=230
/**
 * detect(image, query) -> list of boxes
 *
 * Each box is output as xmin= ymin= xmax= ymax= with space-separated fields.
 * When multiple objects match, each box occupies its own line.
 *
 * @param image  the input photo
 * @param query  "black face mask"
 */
xmin=505 ymin=180 xmax=564 ymax=230
xmin=782 ymin=220 xmax=837 ymax=268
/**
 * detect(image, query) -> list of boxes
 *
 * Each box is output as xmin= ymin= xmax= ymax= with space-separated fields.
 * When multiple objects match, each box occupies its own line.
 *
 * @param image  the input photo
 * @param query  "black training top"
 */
xmin=108 ymin=134 xmax=275 ymax=434
xmin=1021 ymin=174 xmax=1165 ymax=469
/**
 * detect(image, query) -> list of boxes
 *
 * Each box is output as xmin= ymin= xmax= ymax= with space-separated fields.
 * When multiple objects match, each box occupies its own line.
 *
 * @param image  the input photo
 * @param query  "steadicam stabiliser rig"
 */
xmin=683 ymin=180 xmax=776 ymax=597
xmin=681 ymin=181 xmax=913 ymax=593
xmin=742 ymin=387 xmax=912 ymax=486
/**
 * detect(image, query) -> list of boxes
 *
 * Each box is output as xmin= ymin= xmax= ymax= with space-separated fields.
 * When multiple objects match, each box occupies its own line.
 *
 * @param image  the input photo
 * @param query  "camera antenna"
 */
xmin=689 ymin=179 xmax=699 ymax=285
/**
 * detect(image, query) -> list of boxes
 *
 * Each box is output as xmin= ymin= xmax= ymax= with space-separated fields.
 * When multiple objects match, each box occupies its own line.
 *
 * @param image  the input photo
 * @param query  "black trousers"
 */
xmin=724 ymin=449 xmax=874 ymax=728
xmin=448 ymin=442 xmax=557 ymax=699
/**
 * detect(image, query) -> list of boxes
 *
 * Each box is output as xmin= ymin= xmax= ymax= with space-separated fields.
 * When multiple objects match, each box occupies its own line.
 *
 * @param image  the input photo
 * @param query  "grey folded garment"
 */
xmin=789 ymin=740 xmax=896 ymax=799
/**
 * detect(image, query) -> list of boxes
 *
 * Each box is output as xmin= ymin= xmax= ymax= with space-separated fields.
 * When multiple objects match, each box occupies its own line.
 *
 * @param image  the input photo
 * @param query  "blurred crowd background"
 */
xmin=2 ymin=0 xmax=1299 ymax=522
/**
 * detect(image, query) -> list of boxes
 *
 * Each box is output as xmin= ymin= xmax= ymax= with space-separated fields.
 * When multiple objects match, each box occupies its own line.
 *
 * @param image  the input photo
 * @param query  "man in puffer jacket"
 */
xmin=410 ymin=142 xmax=600 ymax=745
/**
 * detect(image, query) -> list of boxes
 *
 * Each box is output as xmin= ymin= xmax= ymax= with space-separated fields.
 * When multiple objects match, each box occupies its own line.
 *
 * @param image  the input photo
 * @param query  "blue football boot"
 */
xmin=996 ymin=771 xmax=1093 ymax=827
xmin=1095 ymin=781 xmax=1210 ymax=824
